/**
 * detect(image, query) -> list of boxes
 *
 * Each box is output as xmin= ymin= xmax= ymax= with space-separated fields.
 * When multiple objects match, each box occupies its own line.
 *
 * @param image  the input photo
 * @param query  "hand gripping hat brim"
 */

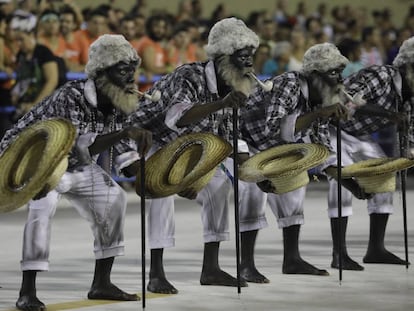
xmin=239 ymin=143 xmax=330 ymax=194
xmin=135 ymin=133 xmax=232 ymax=198
xmin=0 ymin=119 xmax=76 ymax=213
xmin=326 ymin=157 xmax=414 ymax=193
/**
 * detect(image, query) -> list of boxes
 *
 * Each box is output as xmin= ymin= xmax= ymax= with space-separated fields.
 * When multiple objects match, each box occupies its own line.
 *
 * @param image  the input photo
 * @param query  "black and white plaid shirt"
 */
xmin=129 ymin=61 xmax=237 ymax=146
xmin=0 ymin=79 xmax=136 ymax=169
xmin=240 ymin=71 xmax=332 ymax=151
xmin=341 ymin=65 xmax=413 ymax=143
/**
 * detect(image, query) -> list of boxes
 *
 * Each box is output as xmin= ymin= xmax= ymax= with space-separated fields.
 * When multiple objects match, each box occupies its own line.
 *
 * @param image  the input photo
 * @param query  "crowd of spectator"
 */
xmin=0 ymin=0 xmax=414 ymax=140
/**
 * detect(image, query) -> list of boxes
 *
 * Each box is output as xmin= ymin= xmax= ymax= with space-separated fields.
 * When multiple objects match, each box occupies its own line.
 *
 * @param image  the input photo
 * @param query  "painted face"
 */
xmin=403 ymin=63 xmax=414 ymax=95
xmin=104 ymin=60 xmax=139 ymax=89
xmin=316 ymin=67 xmax=344 ymax=87
xmin=230 ymin=47 xmax=255 ymax=70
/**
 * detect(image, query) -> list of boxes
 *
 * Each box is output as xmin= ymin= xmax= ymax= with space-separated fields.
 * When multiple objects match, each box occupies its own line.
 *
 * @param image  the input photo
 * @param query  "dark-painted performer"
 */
xmin=0 ymin=34 xmax=152 ymax=311
xmin=239 ymin=43 xmax=366 ymax=277
xmin=327 ymin=36 xmax=414 ymax=269
xmin=129 ymin=17 xmax=259 ymax=294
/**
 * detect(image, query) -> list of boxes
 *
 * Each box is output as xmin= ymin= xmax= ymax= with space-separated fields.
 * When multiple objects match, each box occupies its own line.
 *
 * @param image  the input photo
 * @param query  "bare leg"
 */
xmin=363 ymin=213 xmax=409 ymax=265
xmin=200 ymin=242 xmax=247 ymax=287
xmin=16 ymin=270 xmax=46 ymax=311
xmin=147 ymin=248 xmax=178 ymax=294
xmin=330 ymin=217 xmax=364 ymax=270
xmin=282 ymin=225 xmax=329 ymax=276
xmin=240 ymin=230 xmax=269 ymax=283
xmin=88 ymin=257 xmax=138 ymax=301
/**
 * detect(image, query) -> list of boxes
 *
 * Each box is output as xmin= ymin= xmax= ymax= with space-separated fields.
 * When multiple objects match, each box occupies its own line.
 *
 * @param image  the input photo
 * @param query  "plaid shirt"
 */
xmin=240 ymin=71 xmax=332 ymax=151
xmin=128 ymin=61 xmax=236 ymax=146
xmin=341 ymin=65 xmax=413 ymax=143
xmin=0 ymin=79 xmax=136 ymax=169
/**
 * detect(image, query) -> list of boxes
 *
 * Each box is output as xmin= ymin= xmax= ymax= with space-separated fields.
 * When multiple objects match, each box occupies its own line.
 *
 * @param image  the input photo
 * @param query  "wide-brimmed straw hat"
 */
xmin=0 ymin=119 xmax=76 ymax=213
xmin=135 ymin=132 xmax=232 ymax=198
xmin=326 ymin=157 xmax=414 ymax=193
xmin=239 ymin=143 xmax=330 ymax=194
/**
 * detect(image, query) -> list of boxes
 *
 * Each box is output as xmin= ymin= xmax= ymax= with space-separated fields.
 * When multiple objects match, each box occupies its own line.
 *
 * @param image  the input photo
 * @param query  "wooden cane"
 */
xmin=336 ymin=120 xmax=343 ymax=283
xmin=232 ymin=107 xmax=241 ymax=294
xmin=399 ymin=129 xmax=409 ymax=269
xmin=140 ymin=158 xmax=146 ymax=308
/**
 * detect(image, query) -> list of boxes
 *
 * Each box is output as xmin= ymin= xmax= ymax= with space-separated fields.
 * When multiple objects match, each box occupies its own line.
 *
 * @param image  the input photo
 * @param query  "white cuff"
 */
xmin=114 ymin=151 xmax=140 ymax=173
xmin=165 ymin=102 xmax=193 ymax=132
xmin=238 ymin=140 xmax=249 ymax=153
xmin=75 ymin=132 xmax=97 ymax=163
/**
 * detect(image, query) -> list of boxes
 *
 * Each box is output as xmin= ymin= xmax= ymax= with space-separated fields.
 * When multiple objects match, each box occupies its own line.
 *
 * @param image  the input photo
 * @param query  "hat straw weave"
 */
xmin=136 ymin=132 xmax=232 ymax=198
xmin=327 ymin=157 xmax=414 ymax=193
xmin=239 ymin=143 xmax=330 ymax=194
xmin=0 ymin=119 xmax=76 ymax=213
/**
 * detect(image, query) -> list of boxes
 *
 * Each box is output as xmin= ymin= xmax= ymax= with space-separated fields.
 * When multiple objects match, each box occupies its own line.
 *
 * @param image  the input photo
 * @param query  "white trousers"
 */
xmin=327 ymin=129 xmax=394 ymax=218
xmin=267 ymin=187 xmax=307 ymax=228
xmin=21 ymin=163 xmax=127 ymax=271
xmin=147 ymin=157 xmax=268 ymax=249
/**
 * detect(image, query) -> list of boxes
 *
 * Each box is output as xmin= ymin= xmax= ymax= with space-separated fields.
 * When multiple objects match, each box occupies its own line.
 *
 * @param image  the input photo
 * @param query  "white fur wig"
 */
xmin=302 ymin=43 xmax=349 ymax=73
xmin=85 ymin=34 xmax=141 ymax=79
xmin=205 ymin=17 xmax=259 ymax=60
xmin=393 ymin=36 xmax=414 ymax=67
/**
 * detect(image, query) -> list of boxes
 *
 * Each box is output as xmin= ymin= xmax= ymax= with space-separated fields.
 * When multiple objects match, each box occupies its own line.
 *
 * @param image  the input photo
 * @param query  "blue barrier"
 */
xmin=0 ymin=71 xmax=270 ymax=83
xmin=0 ymin=71 xmax=163 ymax=84
xmin=0 ymin=106 xmax=16 ymax=113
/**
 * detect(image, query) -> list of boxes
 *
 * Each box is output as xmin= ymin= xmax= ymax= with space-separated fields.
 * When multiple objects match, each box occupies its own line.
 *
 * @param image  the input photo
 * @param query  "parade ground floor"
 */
xmin=0 ymin=179 xmax=413 ymax=311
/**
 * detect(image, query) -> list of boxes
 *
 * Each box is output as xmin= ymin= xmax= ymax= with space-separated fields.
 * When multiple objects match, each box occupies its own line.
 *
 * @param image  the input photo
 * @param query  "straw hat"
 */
xmin=326 ymin=157 xmax=414 ymax=193
xmin=0 ymin=119 xmax=76 ymax=213
xmin=239 ymin=143 xmax=330 ymax=194
xmin=135 ymin=132 xmax=232 ymax=198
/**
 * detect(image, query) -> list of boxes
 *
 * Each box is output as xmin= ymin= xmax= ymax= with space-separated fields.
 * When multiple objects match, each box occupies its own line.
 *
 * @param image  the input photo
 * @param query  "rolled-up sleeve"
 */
xmin=75 ymin=132 xmax=97 ymax=164
xmin=112 ymin=139 xmax=140 ymax=174
xmin=165 ymin=101 xmax=194 ymax=132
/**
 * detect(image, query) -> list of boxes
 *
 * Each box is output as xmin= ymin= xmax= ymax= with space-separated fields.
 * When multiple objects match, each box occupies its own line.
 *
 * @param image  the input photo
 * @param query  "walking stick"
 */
xmin=399 ymin=127 xmax=409 ymax=269
xmin=140 ymin=158 xmax=146 ymax=308
xmin=336 ymin=120 xmax=343 ymax=283
xmin=232 ymin=107 xmax=241 ymax=294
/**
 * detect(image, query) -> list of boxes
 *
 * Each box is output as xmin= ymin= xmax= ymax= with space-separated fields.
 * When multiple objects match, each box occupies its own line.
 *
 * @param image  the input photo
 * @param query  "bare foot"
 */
xmin=363 ymin=249 xmax=410 ymax=265
xmin=88 ymin=283 xmax=139 ymax=301
xmin=147 ymin=277 xmax=178 ymax=294
xmin=240 ymin=266 xmax=270 ymax=283
xmin=200 ymin=269 xmax=248 ymax=287
xmin=331 ymin=253 xmax=364 ymax=271
xmin=283 ymin=258 xmax=329 ymax=276
xmin=16 ymin=295 xmax=46 ymax=311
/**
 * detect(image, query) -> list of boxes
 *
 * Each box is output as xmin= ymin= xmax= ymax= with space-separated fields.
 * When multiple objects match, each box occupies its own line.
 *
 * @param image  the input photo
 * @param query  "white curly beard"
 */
xmin=95 ymin=75 xmax=138 ymax=114
xmin=216 ymin=55 xmax=255 ymax=96
xmin=310 ymin=74 xmax=343 ymax=107
xmin=405 ymin=65 xmax=414 ymax=95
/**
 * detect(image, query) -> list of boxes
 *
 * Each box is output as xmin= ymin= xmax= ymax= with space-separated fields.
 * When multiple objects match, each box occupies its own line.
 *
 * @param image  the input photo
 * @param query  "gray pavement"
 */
xmin=1 ymin=179 xmax=413 ymax=311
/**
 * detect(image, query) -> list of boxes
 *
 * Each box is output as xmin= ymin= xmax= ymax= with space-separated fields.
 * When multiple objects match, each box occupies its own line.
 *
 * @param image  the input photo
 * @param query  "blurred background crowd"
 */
xmin=0 ymin=0 xmax=413 ymax=150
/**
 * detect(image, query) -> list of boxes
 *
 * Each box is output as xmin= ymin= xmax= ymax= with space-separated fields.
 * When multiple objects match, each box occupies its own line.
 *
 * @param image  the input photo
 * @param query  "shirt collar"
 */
xmin=391 ymin=68 xmax=402 ymax=99
xmin=84 ymin=79 xmax=98 ymax=108
xmin=205 ymin=60 xmax=218 ymax=95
